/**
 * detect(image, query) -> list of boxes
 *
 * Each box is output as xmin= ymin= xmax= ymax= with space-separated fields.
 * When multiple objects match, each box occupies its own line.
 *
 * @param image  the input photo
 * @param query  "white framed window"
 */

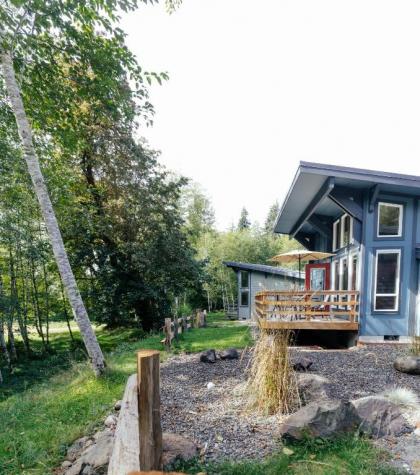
xmin=377 ymin=202 xmax=403 ymax=238
xmin=333 ymin=214 xmax=353 ymax=251
xmin=373 ymin=249 xmax=401 ymax=312
xmin=349 ymin=254 xmax=359 ymax=290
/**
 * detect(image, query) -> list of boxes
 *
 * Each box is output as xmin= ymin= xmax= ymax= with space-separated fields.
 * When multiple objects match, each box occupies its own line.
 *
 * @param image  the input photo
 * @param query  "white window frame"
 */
xmin=349 ymin=252 xmax=360 ymax=291
xmin=333 ymin=214 xmax=353 ymax=251
xmin=373 ymin=249 xmax=401 ymax=312
xmin=377 ymin=202 xmax=403 ymax=238
xmin=333 ymin=220 xmax=339 ymax=251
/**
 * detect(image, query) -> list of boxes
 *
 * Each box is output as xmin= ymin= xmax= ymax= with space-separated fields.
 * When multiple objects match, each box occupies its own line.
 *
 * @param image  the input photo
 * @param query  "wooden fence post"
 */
xmin=203 ymin=309 xmax=207 ymax=327
xmin=164 ymin=318 xmax=172 ymax=350
xmin=173 ymin=315 xmax=179 ymax=340
xmin=190 ymin=313 xmax=194 ymax=329
xmin=137 ymin=350 xmax=162 ymax=471
xmin=181 ymin=316 xmax=187 ymax=333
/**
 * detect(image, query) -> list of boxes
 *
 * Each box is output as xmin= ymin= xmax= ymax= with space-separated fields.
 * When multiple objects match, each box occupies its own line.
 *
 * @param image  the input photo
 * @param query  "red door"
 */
xmin=305 ymin=263 xmax=331 ymax=291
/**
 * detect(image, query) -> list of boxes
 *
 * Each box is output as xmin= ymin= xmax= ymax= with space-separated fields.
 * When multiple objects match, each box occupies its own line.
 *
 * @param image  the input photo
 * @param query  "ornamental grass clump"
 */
xmin=411 ymin=336 xmax=420 ymax=356
xmin=248 ymin=328 xmax=300 ymax=415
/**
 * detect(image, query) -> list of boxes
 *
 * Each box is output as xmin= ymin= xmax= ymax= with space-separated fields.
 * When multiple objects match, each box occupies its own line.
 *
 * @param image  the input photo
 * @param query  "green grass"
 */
xmin=0 ymin=314 xmax=399 ymax=475
xmin=173 ymin=437 xmax=399 ymax=475
xmin=0 ymin=312 xmax=250 ymax=475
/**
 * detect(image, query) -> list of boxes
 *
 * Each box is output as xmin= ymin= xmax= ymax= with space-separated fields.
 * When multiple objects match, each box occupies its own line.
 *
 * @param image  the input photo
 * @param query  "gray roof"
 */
xmin=275 ymin=161 xmax=420 ymax=235
xmin=223 ymin=261 xmax=304 ymax=280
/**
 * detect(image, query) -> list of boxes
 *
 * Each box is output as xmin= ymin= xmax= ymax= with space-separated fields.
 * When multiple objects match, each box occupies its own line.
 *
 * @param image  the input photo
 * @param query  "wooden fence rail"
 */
xmin=255 ymin=290 xmax=360 ymax=330
xmin=162 ymin=310 xmax=207 ymax=350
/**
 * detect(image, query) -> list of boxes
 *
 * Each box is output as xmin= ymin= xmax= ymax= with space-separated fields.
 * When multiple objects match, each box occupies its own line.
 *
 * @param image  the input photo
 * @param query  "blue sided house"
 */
xmin=273 ymin=161 xmax=420 ymax=343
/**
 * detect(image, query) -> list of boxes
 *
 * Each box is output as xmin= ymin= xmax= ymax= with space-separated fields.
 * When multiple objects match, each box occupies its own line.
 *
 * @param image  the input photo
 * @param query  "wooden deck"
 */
xmin=255 ymin=290 xmax=359 ymax=331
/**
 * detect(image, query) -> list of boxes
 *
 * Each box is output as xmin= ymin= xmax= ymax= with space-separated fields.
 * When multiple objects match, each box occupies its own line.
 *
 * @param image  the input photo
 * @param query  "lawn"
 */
xmin=0 ymin=314 xmax=398 ymax=475
xmin=0 ymin=312 xmax=251 ymax=475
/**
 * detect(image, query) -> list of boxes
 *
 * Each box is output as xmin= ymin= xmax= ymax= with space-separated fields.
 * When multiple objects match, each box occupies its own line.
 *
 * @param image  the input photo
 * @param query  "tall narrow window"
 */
xmin=240 ymin=290 xmax=249 ymax=306
xmin=239 ymin=271 xmax=249 ymax=307
xmin=351 ymin=256 xmax=358 ymax=290
xmin=240 ymin=271 xmax=249 ymax=288
xmin=374 ymin=250 xmax=400 ymax=311
xmin=333 ymin=261 xmax=340 ymax=291
xmin=333 ymin=220 xmax=341 ymax=251
xmin=333 ymin=214 xmax=352 ymax=250
xmin=341 ymin=258 xmax=348 ymax=290
xmin=377 ymin=203 xmax=403 ymax=237
xmin=341 ymin=215 xmax=351 ymax=247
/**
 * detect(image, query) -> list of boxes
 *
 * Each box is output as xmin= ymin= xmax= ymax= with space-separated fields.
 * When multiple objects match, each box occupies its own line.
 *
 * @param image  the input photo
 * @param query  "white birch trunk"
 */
xmin=0 ymin=49 xmax=106 ymax=376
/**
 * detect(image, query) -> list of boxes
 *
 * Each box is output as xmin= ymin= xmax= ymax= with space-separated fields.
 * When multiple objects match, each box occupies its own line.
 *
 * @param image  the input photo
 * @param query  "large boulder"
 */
xmin=297 ymin=373 xmax=330 ymax=405
xmin=394 ymin=356 xmax=420 ymax=375
xmin=200 ymin=349 xmax=217 ymax=363
xmin=162 ymin=432 xmax=199 ymax=467
xmin=219 ymin=348 xmax=239 ymax=360
xmin=351 ymin=396 xmax=412 ymax=438
xmin=279 ymin=399 xmax=360 ymax=441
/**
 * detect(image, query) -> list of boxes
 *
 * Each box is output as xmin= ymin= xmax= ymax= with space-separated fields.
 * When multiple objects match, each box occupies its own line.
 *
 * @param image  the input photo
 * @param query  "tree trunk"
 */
xmin=0 ymin=50 xmax=105 ymax=375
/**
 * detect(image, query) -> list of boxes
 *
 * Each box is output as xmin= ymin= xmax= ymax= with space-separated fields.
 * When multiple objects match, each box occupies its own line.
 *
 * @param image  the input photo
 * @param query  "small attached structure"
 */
xmin=224 ymin=261 xmax=303 ymax=320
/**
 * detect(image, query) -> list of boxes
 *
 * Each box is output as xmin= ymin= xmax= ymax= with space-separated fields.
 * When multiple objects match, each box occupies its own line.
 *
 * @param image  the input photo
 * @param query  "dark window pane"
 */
xmin=342 ymin=259 xmax=348 ymax=290
xmin=240 ymin=290 xmax=249 ymax=306
xmin=240 ymin=271 xmax=249 ymax=288
xmin=379 ymin=204 xmax=401 ymax=236
xmin=343 ymin=215 xmax=351 ymax=246
xmin=375 ymin=296 xmax=396 ymax=310
xmin=376 ymin=253 xmax=398 ymax=294
xmin=351 ymin=257 xmax=358 ymax=290
xmin=334 ymin=221 xmax=341 ymax=249
xmin=334 ymin=261 xmax=340 ymax=290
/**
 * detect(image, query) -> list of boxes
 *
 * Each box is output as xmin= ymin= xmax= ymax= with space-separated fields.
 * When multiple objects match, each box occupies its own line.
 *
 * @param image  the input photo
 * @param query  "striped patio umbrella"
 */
xmin=268 ymin=250 xmax=335 ymax=274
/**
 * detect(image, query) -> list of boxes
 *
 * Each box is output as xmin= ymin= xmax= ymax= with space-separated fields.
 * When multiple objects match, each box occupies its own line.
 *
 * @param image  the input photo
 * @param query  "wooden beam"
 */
xmin=137 ymin=350 xmax=162 ymax=471
xmin=290 ymin=177 xmax=335 ymax=237
xmin=328 ymin=188 xmax=363 ymax=221
xmin=369 ymin=184 xmax=380 ymax=213
xmin=108 ymin=374 xmax=140 ymax=475
xmin=294 ymin=231 xmax=312 ymax=249
xmin=308 ymin=214 xmax=331 ymax=238
xmin=259 ymin=320 xmax=359 ymax=331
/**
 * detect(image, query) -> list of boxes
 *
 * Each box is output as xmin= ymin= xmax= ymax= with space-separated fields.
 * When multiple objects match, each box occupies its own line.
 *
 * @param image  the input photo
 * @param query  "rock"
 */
xmin=66 ymin=436 xmax=91 ymax=462
xmin=162 ymin=432 xmax=199 ymax=466
xmin=104 ymin=414 xmax=117 ymax=428
xmin=352 ymin=397 xmax=412 ymax=438
xmin=279 ymin=399 xmax=360 ymax=441
xmin=394 ymin=356 xmax=420 ymax=375
xmin=219 ymin=348 xmax=239 ymax=360
xmin=81 ymin=465 xmax=95 ymax=475
xmin=293 ymin=357 xmax=313 ymax=372
xmin=61 ymin=460 xmax=72 ymax=469
xmin=64 ymin=430 xmax=114 ymax=475
xmin=206 ymin=382 xmax=215 ymax=390
xmin=200 ymin=349 xmax=217 ymax=363
xmin=297 ymin=373 xmax=330 ymax=405
xmin=114 ymin=400 xmax=122 ymax=411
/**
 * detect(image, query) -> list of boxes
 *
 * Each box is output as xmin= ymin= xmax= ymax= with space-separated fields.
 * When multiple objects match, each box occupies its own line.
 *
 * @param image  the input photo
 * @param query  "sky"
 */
xmin=122 ymin=0 xmax=420 ymax=230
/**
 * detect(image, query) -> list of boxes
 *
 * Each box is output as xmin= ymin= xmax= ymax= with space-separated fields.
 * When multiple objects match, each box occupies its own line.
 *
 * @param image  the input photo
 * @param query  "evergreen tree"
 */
xmin=237 ymin=207 xmax=251 ymax=230
xmin=264 ymin=201 xmax=280 ymax=233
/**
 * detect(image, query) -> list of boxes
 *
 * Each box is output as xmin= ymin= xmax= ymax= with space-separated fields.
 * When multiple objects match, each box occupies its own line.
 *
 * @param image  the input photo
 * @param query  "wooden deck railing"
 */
xmin=255 ymin=290 xmax=360 ymax=330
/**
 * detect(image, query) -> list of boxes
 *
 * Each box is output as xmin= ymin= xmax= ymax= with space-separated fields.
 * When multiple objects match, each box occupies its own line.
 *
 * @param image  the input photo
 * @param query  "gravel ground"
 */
xmin=160 ymin=345 xmax=420 ymax=469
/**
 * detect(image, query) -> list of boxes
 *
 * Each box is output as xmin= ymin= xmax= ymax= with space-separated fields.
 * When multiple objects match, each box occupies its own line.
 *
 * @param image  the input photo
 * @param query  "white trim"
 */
xmin=373 ymin=249 xmax=401 ymax=312
xmin=377 ymin=202 xmax=403 ymax=238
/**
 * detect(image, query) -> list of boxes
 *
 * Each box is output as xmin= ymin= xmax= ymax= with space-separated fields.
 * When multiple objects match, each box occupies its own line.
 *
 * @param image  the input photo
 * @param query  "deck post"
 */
xmin=137 ymin=350 xmax=162 ymax=471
